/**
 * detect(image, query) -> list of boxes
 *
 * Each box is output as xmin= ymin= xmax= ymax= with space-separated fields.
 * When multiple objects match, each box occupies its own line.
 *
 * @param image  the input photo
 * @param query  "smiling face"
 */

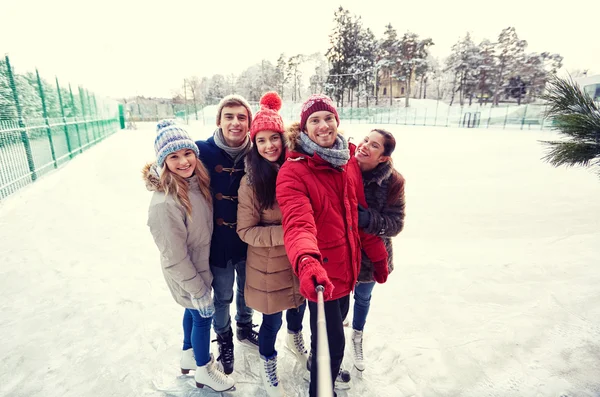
xmin=164 ymin=148 xmax=197 ymax=178
xmin=218 ymin=105 xmax=250 ymax=147
xmin=304 ymin=110 xmax=338 ymax=148
xmin=356 ymin=130 xmax=388 ymax=171
xmin=255 ymin=130 xmax=283 ymax=163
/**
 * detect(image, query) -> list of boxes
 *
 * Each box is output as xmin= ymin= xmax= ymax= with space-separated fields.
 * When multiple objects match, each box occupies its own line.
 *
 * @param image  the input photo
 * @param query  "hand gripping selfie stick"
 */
xmin=316 ymin=285 xmax=334 ymax=397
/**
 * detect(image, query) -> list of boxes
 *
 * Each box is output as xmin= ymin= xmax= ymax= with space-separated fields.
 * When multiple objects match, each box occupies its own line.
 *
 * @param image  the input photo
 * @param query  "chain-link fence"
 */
xmin=181 ymin=99 xmax=560 ymax=131
xmin=1 ymin=55 xmax=121 ymax=200
xmin=332 ymin=101 xmax=555 ymax=130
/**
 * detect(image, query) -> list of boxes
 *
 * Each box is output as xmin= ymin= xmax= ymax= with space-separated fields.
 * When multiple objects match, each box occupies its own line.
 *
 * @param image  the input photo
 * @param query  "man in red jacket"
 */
xmin=276 ymin=94 xmax=389 ymax=397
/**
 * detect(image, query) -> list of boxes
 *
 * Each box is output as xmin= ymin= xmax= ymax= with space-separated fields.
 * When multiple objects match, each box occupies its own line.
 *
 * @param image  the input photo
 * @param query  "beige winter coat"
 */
xmin=237 ymin=175 xmax=304 ymax=314
xmin=143 ymin=163 xmax=213 ymax=309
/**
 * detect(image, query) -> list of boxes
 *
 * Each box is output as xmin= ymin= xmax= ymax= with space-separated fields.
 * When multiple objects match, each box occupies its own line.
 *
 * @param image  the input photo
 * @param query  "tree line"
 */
xmin=172 ymin=7 xmax=565 ymax=110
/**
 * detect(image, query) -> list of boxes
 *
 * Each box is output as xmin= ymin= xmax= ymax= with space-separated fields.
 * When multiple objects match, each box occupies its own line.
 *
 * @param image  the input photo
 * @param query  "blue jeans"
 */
xmin=210 ymin=259 xmax=254 ymax=335
xmin=352 ymin=281 xmax=376 ymax=331
xmin=182 ymin=308 xmax=212 ymax=366
xmin=258 ymin=301 xmax=306 ymax=357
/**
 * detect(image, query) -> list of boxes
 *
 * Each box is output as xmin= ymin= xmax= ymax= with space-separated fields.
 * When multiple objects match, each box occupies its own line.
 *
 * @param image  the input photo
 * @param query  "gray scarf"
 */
xmin=213 ymin=128 xmax=251 ymax=165
xmin=298 ymin=132 xmax=350 ymax=167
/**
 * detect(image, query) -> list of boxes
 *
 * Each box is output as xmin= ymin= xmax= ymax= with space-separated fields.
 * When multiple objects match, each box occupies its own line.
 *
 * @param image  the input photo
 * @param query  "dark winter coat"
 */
xmin=358 ymin=161 xmax=406 ymax=283
xmin=196 ymin=133 xmax=248 ymax=268
xmin=276 ymin=122 xmax=388 ymax=301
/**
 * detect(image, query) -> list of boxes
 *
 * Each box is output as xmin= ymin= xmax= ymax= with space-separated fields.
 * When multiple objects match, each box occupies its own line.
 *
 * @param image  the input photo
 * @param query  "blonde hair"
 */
xmin=160 ymin=159 xmax=212 ymax=216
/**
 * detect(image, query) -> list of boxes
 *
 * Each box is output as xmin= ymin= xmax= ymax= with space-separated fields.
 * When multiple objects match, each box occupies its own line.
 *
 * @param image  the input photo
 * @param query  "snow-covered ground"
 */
xmin=1 ymin=122 xmax=600 ymax=397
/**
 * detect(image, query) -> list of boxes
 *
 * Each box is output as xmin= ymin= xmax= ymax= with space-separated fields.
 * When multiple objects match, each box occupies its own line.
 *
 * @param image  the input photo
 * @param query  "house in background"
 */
xmin=575 ymin=75 xmax=600 ymax=101
xmin=377 ymin=68 xmax=417 ymax=99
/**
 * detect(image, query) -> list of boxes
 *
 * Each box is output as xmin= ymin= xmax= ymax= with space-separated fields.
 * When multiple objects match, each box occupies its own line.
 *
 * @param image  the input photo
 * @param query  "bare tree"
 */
xmin=184 ymin=76 xmax=202 ymax=120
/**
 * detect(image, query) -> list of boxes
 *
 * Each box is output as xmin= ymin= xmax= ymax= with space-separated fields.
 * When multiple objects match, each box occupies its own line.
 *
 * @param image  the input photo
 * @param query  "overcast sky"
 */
xmin=3 ymin=0 xmax=598 ymax=99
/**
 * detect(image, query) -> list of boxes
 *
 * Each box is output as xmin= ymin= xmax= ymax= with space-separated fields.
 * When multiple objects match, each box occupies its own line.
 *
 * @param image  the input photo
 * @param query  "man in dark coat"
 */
xmin=195 ymin=95 xmax=257 ymax=375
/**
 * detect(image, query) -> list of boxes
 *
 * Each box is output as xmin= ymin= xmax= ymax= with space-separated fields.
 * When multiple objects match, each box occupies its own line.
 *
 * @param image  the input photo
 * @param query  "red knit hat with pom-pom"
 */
xmin=250 ymin=91 xmax=284 ymax=141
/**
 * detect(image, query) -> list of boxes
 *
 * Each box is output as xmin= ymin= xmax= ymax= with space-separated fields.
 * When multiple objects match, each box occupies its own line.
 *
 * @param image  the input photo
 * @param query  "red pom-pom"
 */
xmin=260 ymin=91 xmax=282 ymax=111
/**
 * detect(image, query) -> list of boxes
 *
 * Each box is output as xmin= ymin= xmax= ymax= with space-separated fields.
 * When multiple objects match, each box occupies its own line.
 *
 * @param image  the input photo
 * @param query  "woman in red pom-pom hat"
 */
xmin=237 ymin=91 xmax=308 ymax=396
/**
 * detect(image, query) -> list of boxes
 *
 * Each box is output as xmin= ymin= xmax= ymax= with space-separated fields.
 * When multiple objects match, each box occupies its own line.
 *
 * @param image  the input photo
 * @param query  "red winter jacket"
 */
xmin=276 ymin=123 xmax=388 ymax=301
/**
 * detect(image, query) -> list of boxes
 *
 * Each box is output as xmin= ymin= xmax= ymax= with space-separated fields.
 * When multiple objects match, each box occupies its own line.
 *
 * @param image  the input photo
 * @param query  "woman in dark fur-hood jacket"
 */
xmin=347 ymin=128 xmax=406 ymax=374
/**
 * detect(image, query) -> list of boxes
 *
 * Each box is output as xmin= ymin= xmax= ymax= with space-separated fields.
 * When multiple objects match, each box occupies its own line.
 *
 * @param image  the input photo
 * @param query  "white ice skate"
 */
xmin=194 ymin=354 xmax=235 ymax=392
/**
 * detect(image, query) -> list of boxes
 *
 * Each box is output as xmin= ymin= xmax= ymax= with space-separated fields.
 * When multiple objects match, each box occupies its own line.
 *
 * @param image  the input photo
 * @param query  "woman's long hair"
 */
xmin=160 ymin=159 xmax=212 ymax=216
xmin=372 ymin=128 xmax=405 ymax=206
xmin=246 ymin=138 xmax=285 ymax=212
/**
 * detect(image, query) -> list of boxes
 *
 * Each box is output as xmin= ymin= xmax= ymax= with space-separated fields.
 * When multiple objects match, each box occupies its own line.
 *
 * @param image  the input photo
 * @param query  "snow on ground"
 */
xmin=1 ymin=121 xmax=600 ymax=397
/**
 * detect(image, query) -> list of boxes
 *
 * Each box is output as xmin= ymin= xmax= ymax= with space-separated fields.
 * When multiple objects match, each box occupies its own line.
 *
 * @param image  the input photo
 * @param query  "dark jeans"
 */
xmin=258 ymin=301 xmax=307 ymax=357
xmin=210 ymin=259 xmax=254 ymax=335
xmin=182 ymin=308 xmax=212 ymax=366
xmin=308 ymin=295 xmax=349 ymax=397
xmin=352 ymin=281 xmax=375 ymax=331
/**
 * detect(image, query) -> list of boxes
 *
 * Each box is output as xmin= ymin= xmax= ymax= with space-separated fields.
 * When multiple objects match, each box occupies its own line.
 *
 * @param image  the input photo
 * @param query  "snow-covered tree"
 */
xmin=308 ymin=53 xmax=329 ymax=95
xmin=474 ymin=39 xmax=496 ymax=105
xmin=520 ymin=52 xmax=563 ymax=102
xmin=274 ymin=53 xmax=289 ymax=100
xmin=184 ymin=76 xmax=203 ymax=120
xmin=445 ymin=33 xmax=480 ymax=106
xmin=357 ymin=27 xmax=379 ymax=108
xmin=287 ymin=55 xmax=304 ymax=102
xmin=236 ymin=65 xmax=260 ymax=101
xmin=325 ymin=6 xmax=353 ymax=105
xmin=258 ymin=60 xmax=276 ymax=96
xmin=1 ymin=59 xmax=18 ymax=119
xmin=397 ymin=31 xmax=433 ymax=107
xmin=379 ymin=23 xmax=400 ymax=106
xmin=208 ymin=74 xmax=227 ymax=103
xmin=492 ymin=27 xmax=527 ymax=105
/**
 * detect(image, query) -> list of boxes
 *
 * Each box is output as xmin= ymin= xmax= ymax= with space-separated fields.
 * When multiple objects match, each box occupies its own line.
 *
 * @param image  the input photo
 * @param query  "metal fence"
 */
xmin=333 ymin=102 xmax=554 ymax=130
xmin=0 ymin=55 xmax=121 ymax=200
xmin=176 ymin=100 xmax=561 ymax=133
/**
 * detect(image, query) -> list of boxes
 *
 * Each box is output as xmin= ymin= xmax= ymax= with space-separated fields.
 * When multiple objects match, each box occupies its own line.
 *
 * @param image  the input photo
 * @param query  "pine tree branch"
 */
xmin=539 ymin=75 xmax=600 ymax=175
xmin=540 ymin=140 xmax=600 ymax=167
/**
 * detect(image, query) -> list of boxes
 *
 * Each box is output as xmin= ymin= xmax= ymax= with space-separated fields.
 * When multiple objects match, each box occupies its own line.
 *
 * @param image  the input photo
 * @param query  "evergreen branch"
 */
xmin=540 ymin=140 xmax=600 ymax=167
xmin=539 ymin=75 xmax=600 ymax=176
xmin=542 ymin=75 xmax=599 ymax=119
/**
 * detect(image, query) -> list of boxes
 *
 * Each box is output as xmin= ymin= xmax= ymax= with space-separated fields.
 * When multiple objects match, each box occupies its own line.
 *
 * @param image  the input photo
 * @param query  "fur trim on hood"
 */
xmin=243 ymin=156 xmax=255 ymax=186
xmin=142 ymin=162 xmax=163 ymax=192
xmin=284 ymin=122 xmax=303 ymax=152
xmin=363 ymin=160 xmax=394 ymax=187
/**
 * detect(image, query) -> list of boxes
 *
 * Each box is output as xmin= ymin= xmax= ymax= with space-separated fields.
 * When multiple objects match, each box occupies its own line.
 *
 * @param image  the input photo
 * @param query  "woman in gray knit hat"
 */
xmin=143 ymin=120 xmax=234 ymax=392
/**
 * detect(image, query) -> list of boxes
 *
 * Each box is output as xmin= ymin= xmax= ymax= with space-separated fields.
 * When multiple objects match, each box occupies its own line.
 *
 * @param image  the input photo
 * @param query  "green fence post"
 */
xmin=84 ymin=89 xmax=97 ymax=142
xmin=69 ymin=84 xmax=83 ymax=154
xmin=92 ymin=94 xmax=103 ymax=137
xmin=55 ymin=77 xmax=73 ymax=158
xmin=36 ymin=69 xmax=57 ymax=168
xmin=118 ymin=104 xmax=126 ymax=129
xmin=486 ymin=105 xmax=492 ymax=128
xmin=5 ymin=55 xmax=37 ymax=181
xmin=78 ymin=87 xmax=91 ymax=144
